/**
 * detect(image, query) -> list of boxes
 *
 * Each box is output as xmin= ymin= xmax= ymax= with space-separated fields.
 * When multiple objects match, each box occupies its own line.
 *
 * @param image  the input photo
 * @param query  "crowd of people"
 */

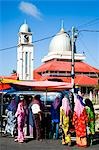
xmin=3 ymin=92 xmax=95 ymax=147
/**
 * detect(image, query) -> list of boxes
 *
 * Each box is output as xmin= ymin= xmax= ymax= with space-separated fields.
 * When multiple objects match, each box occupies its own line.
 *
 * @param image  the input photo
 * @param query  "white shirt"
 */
xmin=31 ymin=104 xmax=41 ymax=114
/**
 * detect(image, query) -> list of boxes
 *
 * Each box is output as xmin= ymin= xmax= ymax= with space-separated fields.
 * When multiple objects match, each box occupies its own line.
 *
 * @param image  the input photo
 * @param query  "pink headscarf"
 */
xmin=74 ymin=95 xmax=85 ymax=117
xmin=17 ymin=101 xmax=24 ymax=112
xmin=52 ymin=97 xmax=60 ymax=110
xmin=15 ymin=101 xmax=25 ymax=118
xmin=61 ymin=97 xmax=71 ymax=116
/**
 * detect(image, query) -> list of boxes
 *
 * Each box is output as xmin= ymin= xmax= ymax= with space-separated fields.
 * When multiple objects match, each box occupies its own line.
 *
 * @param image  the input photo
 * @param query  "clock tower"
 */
xmin=17 ymin=21 xmax=34 ymax=80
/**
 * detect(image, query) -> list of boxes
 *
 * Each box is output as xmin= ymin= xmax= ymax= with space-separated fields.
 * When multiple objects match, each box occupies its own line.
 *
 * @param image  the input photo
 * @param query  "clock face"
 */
xmin=24 ymin=35 xmax=29 ymax=43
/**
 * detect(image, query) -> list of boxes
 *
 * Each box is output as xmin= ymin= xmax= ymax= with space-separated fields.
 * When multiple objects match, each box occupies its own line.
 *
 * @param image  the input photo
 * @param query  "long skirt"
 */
xmin=62 ymin=127 xmax=71 ymax=145
xmin=5 ymin=111 xmax=16 ymax=136
xmin=76 ymin=136 xmax=87 ymax=147
xmin=16 ymin=119 xmax=25 ymax=142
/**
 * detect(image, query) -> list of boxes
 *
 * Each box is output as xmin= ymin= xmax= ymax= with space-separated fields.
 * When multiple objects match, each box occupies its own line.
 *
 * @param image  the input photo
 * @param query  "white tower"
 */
xmin=17 ymin=21 xmax=34 ymax=80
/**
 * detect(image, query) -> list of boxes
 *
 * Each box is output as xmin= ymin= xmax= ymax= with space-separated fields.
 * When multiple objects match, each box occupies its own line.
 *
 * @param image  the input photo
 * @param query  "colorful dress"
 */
xmin=73 ymin=109 xmax=88 ymax=136
xmin=86 ymin=106 xmax=95 ymax=145
xmin=73 ymin=95 xmax=88 ymax=147
xmin=60 ymin=97 xmax=71 ymax=145
xmin=86 ymin=106 xmax=95 ymax=135
xmin=15 ymin=102 xmax=25 ymax=143
xmin=85 ymin=98 xmax=95 ymax=145
xmin=4 ymin=99 xmax=17 ymax=136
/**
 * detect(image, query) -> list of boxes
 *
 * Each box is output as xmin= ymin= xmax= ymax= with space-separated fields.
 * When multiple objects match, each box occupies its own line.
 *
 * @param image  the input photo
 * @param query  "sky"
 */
xmin=0 ymin=0 xmax=99 ymax=76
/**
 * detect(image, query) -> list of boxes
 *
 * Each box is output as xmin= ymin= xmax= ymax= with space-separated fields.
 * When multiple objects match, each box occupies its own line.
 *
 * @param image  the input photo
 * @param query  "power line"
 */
xmin=0 ymin=29 xmax=99 ymax=52
xmin=79 ymin=29 xmax=99 ymax=33
xmin=0 ymin=35 xmax=55 ymax=52
xmin=78 ymin=35 xmax=99 ymax=72
xmin=77 ymin=18 xmax=99 ymax=29
xmin=0 ymin=32 xmax=65 ymax=52
xmin=33 ymin=34 xmax=55 ymax=43
xmin=0 ymin=46 xmax=17 ymax=52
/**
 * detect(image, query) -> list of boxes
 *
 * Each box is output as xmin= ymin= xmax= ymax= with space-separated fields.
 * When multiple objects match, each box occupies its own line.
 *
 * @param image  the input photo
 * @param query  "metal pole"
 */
xmin=71 ymin=27 xmax=75 ymax=93
xmin=0 ymin=78 xmax=3 ymax=135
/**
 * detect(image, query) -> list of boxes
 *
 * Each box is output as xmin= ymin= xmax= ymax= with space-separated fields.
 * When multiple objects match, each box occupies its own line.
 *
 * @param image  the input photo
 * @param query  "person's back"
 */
xmin=60 ymin=97 xmax=71 ymax=145
xmin=85 ymin=98 xmax=95 ymax=145
xmin=31 ymin=95 xmax=42 ymax=141
xmin=50 ymin=97 xmax=60 ymax=139
xmin=73 ymin=94 xmax=88 ymax=147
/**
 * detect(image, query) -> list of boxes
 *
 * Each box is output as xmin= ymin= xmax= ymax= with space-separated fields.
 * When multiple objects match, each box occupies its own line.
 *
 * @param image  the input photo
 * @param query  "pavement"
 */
xmin=0 ymin=135 xmax=99 ymax=150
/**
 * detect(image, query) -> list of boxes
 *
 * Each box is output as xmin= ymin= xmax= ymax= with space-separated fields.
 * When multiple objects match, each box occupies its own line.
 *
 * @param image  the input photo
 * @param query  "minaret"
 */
xmin=17 ymin=21 xmax=34 ymax=80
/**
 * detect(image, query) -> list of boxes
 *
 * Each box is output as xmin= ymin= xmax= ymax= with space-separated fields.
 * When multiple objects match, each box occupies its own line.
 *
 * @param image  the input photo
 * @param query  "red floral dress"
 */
xmin=73 ymin=108 xmax=88 ymax=137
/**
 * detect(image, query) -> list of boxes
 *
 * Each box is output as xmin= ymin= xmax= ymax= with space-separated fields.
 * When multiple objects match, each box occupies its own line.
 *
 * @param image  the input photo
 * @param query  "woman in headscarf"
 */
xmin=73 ymin=95 xmax=88 ymax=147
xmin=60 ymin=96 xmax=71 ymax=145
xmin=28 ymin=96 xmax=35 ymax=138
xmin=50 ymin=96 xmax=61 ymax=139
xmin=4 ymin=95 xmax=17 ymax=137
xmin=14 ymin=95 xmax=26 ymax=143
xmin=85 ymin=98 xmax=95 ymax=145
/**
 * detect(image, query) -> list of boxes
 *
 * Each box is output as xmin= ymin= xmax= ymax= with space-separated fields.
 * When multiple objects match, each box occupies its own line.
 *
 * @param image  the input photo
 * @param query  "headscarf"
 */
xmin=32 ymin=95 xmax=40 ymax=106
xmin=7 ymin=98 xmax=17 ymax=112
xmin=52 ymin=97 xmax=60 ymax=110
xmin=74 ymin=94 xmax=85 ymax=117
xmin=17 ymin=101 xmax=24 ymax=113
xmin=61 ymin=97 xmax=71 ymax=116
xmin=85 ymin=98 xmax=94 ymax=113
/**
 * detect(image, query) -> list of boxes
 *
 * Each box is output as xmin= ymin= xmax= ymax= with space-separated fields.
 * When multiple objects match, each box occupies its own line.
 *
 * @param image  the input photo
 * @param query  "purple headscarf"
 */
xmin=7 ymin=99 xmax=17 ymax=112
xmin=52 ymin=97 xmax=60 ymax=110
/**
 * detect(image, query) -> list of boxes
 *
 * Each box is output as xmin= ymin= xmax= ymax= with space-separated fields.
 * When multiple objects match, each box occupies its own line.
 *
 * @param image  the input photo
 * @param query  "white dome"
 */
xmin=19 ymin=23 xmax=31 ymax=33
xmin=49 ymin=28 xmax=71 ymax=53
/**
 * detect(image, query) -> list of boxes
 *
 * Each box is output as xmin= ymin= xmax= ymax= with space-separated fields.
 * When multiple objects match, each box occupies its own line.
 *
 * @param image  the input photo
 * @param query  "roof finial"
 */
xmin=60 ymin=19 xmax=65 ymax=33
xmin=24 ymin=19 xmax=27 ymax=24
xmin=61 ymin=19 xmax=64 ymax=29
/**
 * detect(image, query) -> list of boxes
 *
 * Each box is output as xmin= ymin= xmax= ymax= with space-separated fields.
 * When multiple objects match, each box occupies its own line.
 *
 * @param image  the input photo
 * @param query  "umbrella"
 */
xmin=10 ymin=80 xmax=72 ymax=90
xmin=10 ymin=80 xmax=72 ymax=105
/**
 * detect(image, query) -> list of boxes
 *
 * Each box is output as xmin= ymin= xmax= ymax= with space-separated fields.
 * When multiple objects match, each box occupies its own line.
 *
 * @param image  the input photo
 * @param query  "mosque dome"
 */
xmin=19 ymin=21 xmax=31 ymax=33
xmin=49 ymin=27 xmax=71 ymax=53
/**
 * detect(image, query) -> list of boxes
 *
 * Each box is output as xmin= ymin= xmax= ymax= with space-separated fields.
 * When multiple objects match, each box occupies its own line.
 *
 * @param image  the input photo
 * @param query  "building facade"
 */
xmin=34 ymin=25 xmax=99 ymax=94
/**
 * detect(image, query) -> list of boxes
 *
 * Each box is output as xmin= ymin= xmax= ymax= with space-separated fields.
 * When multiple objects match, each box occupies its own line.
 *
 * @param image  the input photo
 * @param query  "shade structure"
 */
xmin=10 ymin=80 xmax=72 ymax=91
xmin=0 ymin=87 xmax=16 ymax=94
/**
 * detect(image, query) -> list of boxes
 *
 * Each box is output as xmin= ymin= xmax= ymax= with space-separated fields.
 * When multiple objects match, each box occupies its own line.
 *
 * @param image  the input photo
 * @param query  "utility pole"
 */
xmin=71 ymin=26 xmax=78 ymax=93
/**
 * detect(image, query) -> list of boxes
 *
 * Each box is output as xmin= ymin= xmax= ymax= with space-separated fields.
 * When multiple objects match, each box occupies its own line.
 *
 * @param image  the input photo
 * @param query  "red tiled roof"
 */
xmin=35 ymin=60 xmax=99 ymax=73
xmin=34 ymin=74 xmax=98 ymax=86
xmin=75 ymin=75 xmax=98 ymax=86
xmin=0 ymin=73 xmax=18 ymax=80
xmin=34 ymin=60 xmax=99 ymax=86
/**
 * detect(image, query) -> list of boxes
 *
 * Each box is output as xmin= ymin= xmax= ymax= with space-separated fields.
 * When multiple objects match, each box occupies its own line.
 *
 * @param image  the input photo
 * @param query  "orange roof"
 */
xmin=34 ymin=60 xmax=99 ymax=86
xmin=39 ymin=76 xmax=71 ymax=82
xmin=75 ymin=75 xmax=98 ymax=86
xmin=35 ymin=60 xmax=99 ymax=73
xmin=33 ymin=74 xmax=98 ymax=86
xmin=0 ymin=73 xmax=18 ymax=80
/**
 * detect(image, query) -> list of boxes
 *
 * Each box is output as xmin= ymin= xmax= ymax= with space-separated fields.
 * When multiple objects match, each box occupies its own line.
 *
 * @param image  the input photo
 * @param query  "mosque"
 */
xmin=0 ymin=22 xmax=99 ymax=94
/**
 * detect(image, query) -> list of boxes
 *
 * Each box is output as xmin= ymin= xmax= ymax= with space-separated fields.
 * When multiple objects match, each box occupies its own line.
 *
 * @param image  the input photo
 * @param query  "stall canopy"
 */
xmin=0 ymin=87 xmax=16 ymax=94
xmin=10 ymin=80 xmax=72 ymax=91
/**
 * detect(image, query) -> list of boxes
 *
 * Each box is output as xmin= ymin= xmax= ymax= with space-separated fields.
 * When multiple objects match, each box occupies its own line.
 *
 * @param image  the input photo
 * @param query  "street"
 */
xmin=0 ymin=135 xmax=99 ymax=150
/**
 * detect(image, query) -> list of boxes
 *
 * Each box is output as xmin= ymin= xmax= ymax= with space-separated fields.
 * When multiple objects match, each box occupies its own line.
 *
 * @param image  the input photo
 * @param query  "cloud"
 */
xmin=19 ymin=1 xmax=42 ymax=20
